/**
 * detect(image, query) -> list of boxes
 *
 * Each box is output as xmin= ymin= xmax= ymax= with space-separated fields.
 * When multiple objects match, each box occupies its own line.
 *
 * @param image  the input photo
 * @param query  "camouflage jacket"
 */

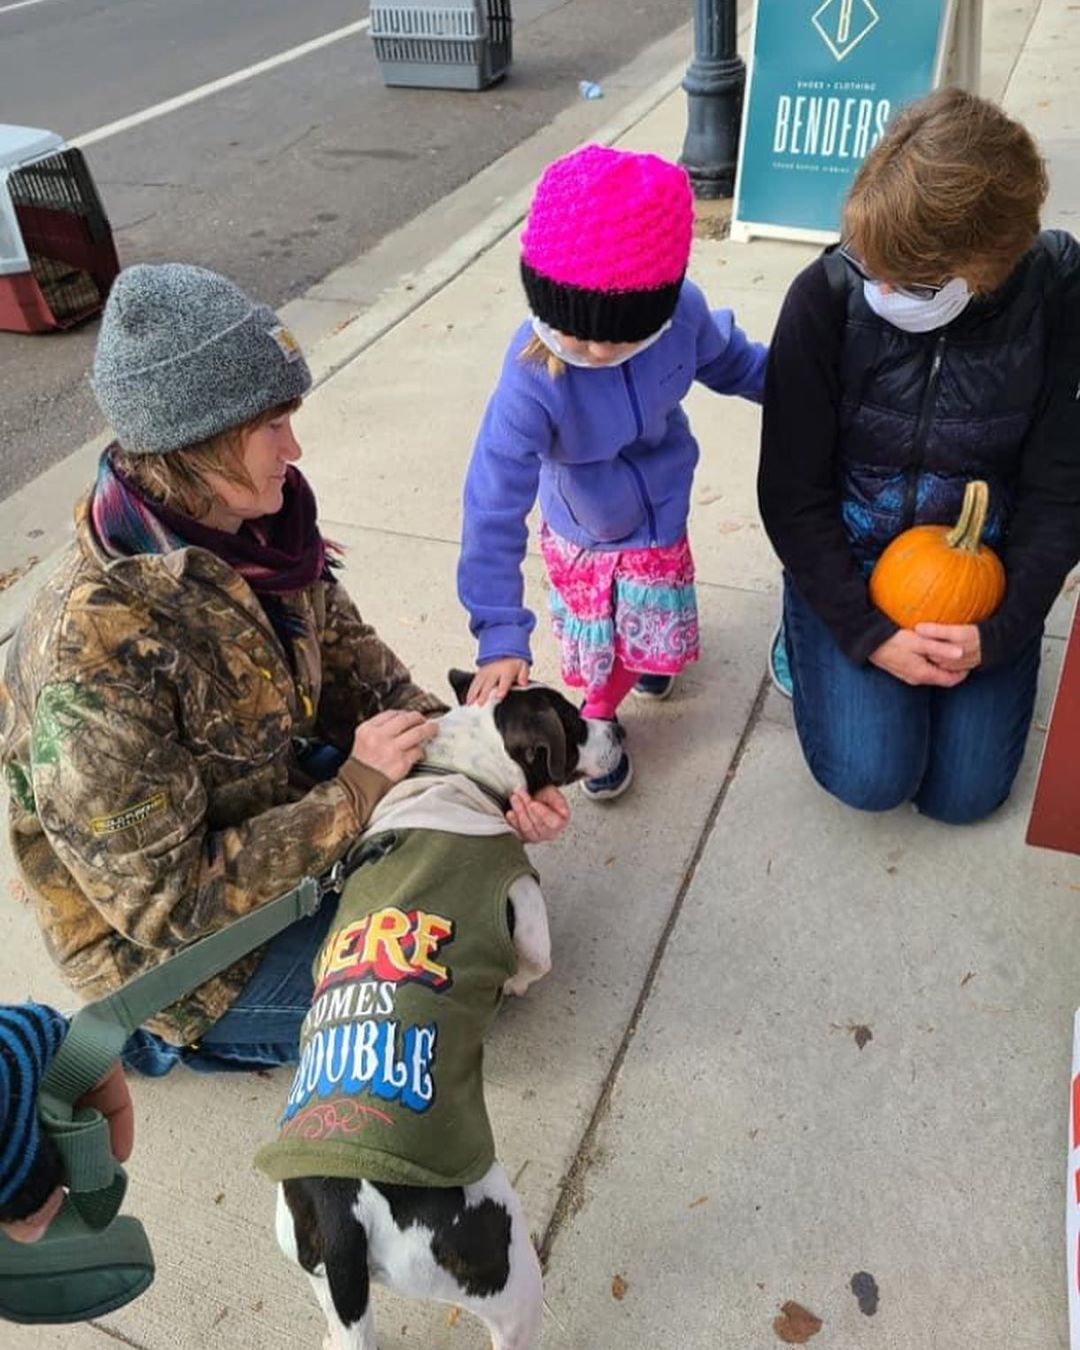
xmin=0 ymin=497 xmax=446 ymax=1044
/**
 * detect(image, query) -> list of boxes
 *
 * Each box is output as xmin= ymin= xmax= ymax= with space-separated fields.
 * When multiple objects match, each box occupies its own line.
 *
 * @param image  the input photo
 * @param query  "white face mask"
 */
xmin=862 ymin=277 xmax=972 ymax=333
xmin=530 ymin=315 xmax=671 ymax=369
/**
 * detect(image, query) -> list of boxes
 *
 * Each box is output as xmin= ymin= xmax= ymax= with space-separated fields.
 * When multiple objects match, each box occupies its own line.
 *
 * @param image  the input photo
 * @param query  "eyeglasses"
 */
xmin=837 ymin=242 xmax=946 ymax=301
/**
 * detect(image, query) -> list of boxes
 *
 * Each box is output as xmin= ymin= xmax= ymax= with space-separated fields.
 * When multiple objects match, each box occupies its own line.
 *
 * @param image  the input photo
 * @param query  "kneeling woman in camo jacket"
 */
xmin=0 ymin=264 xmax=567 ymax=1076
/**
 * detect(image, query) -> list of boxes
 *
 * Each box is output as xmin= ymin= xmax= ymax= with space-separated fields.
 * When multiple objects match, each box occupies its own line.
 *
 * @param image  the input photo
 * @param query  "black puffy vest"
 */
xmin=828 ymin=230 xmax=1073 ymax=569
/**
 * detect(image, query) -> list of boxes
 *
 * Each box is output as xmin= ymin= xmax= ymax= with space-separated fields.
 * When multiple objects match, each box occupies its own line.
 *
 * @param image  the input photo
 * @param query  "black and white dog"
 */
xmin=267 ymin=673 xmax=622 ymax=1349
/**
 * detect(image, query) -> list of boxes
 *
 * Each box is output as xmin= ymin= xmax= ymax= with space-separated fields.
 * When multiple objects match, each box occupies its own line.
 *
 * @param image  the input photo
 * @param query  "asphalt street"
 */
xmin=0 ymin=0 xmax=688 ymax=499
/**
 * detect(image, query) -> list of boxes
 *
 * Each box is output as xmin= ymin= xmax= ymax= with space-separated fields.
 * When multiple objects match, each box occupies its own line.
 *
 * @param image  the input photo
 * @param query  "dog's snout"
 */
xmin=578 ymin=718 xmax=624 ymax=779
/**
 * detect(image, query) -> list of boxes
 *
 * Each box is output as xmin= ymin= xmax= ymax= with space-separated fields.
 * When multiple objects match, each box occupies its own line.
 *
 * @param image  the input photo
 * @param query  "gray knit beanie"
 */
xmin=91 ymin=263 xmax=312 ymax=454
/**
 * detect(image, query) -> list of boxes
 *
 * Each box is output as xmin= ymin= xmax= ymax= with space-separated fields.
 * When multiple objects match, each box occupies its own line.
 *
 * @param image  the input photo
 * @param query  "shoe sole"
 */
xmin=580 ymin=756 xmax=635 ymax=801
xmin=631 ymin=683 xmax=674 ymax=702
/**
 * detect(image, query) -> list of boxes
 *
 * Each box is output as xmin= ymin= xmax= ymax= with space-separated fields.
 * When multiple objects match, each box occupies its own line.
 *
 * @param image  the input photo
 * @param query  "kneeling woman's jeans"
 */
xmin=122 ymin=741 xmax=348 ymax=1076
xmin=783 ymin=578 xmax=1042 ymax=825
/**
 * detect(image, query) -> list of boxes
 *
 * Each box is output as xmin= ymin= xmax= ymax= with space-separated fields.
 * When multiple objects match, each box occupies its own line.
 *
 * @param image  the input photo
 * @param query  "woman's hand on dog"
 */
xmin=467 ymin=659 xmax=530 ymax=706
xmin=350 ymin=710 xmax=439 ymax=783
xmin=506 ymin=785 xmax=570 ymax=843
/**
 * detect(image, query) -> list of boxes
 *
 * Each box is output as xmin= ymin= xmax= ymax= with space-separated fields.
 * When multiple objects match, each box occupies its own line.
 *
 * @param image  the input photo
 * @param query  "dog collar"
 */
xmin=408 ymin=762 xmax=513 ymax=816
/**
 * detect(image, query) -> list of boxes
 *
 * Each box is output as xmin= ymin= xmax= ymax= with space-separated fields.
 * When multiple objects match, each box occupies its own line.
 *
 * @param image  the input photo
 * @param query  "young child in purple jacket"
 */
xmin=457 ymin=145 xmax=767 ymax=800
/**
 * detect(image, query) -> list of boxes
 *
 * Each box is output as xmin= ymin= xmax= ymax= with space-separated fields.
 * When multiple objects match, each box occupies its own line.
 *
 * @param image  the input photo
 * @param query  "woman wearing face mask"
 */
xmin=758 ymin=87 xmax=1080 ymax=824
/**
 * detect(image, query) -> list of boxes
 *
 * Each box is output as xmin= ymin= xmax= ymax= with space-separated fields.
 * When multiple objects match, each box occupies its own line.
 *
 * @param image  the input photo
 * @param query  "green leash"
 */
xmin=0 ymin=863 xmax=342 ymax=1326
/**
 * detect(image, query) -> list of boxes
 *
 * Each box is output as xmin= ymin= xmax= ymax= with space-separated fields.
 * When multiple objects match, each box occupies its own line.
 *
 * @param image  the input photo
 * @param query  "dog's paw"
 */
xmin=503 ymin=975 xmax=531 ymax=997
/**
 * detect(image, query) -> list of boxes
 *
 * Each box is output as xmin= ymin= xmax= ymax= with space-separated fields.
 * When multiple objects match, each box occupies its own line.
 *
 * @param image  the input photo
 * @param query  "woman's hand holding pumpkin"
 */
xmin=913 ymin=622 xmax=982 ymax=673
xmin=869 ymin=630 xmax=970 ymax=687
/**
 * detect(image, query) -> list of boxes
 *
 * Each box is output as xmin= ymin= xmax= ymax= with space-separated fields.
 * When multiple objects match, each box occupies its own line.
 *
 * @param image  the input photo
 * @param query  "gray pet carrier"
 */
xmin=370 ymin=1 xmax=512 ymax=91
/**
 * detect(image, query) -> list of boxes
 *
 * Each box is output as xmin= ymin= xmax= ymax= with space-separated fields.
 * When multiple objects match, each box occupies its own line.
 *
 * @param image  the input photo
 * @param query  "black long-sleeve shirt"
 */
xmin=758 ymin=252 xmax=1080 ymax=669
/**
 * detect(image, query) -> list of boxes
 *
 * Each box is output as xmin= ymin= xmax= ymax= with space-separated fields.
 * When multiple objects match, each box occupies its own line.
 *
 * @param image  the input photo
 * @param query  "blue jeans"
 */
xmin=122 ymin=896 xmax=339 ymax=1075
xmin=122 ymin=740 xmax=348 ymax=1076
xmin=783 ymin=579 xmax=1041 ymax=825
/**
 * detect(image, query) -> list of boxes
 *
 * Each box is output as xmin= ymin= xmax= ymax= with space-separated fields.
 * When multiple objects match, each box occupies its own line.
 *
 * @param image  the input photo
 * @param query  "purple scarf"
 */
xmin=91 ymin=449 xmax=333 ymax=594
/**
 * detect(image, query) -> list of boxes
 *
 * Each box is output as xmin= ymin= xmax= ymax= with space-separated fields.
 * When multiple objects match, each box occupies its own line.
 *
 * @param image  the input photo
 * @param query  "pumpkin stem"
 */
xmin=945 ymin=480 xmax=990 ymax=553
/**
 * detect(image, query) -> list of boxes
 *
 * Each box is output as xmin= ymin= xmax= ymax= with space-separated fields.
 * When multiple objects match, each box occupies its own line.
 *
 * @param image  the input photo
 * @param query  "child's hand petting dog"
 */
xmin=467 ymin=658 xmax=530 ymax=705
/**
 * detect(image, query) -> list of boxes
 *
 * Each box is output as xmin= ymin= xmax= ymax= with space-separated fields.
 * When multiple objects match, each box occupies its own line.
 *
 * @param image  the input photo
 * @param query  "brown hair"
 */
xmin=519 ymin=332 xmax=566 ymax=379
xmin=843 ymin=87 xmax=1048 ymax=295
xmin=112 ymin=399 xmax=301 ymax=519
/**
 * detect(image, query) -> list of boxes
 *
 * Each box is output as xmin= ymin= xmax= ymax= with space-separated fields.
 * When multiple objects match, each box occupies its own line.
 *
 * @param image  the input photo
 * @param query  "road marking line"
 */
xmin=70 ymin=18 xmax=371 ymax=150
xmin=0 ymin=0 xmax=61 ymax=15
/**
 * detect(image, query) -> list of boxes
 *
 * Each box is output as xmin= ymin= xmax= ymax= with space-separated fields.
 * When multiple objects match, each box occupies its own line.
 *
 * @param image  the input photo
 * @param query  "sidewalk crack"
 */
xmin=88 ymin=1323 xmax=151 ymax=1348
xmin=539 ymin=671 xmax=772 ymax=1265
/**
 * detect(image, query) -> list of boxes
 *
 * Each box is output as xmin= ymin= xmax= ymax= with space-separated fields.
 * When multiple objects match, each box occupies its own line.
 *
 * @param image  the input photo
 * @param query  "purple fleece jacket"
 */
xmin=458 ymin=280 xmax=767 ymax=666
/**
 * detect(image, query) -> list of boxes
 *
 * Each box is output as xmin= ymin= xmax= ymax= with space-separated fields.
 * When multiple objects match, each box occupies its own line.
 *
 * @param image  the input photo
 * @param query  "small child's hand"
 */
xmin=467 ymin=659 xmax=530 ymax=705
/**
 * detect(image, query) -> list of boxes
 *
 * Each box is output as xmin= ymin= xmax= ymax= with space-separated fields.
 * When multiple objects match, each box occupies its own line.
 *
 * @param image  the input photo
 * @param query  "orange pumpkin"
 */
xmin=868 ymin=480 xmax=1005 ymax=627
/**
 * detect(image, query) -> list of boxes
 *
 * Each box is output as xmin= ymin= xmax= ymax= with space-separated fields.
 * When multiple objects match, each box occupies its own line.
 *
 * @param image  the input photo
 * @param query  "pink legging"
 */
xmin=580 ymin=656 xmax=640 ymax=721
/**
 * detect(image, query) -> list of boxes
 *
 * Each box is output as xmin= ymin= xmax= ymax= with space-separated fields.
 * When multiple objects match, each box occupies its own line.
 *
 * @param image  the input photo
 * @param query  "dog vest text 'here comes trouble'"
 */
xmin=255 ymin=828 xmax=535 ymax=1188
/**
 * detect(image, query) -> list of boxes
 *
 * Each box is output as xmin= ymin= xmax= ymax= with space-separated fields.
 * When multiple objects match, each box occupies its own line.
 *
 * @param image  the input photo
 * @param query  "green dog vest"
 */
xmin=256 ymin=828 xmax=536 ymax=1189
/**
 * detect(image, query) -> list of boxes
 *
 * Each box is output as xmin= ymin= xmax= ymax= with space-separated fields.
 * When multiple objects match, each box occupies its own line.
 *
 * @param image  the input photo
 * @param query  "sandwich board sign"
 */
xmin=731 ymin=0 xmax=961 ymax=244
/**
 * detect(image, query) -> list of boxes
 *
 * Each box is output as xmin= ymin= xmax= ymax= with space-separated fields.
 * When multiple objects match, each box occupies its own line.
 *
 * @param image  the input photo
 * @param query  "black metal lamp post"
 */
xmin=680 ymin=0 xmax=746 ymax=199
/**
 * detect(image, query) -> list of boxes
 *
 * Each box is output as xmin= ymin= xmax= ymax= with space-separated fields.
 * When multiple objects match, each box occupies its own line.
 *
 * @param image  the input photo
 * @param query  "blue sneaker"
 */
xmin=581 ymin=746 xmax=634 ymax=801
xmin=632 ymin=673 xmax=675 ymax=701
xmin=769 ymin=620 xmax=793 ymax=699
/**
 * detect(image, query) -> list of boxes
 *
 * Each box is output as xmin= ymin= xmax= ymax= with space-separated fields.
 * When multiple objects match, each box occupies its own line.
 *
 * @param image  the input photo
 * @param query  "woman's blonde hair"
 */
xmin=112 ymin=399 xmax=301 ymax=520
xmin=843 ymin=86 xmax=1048 ymax=295
xmin=519 ymin=332 xmax=566 ymax=379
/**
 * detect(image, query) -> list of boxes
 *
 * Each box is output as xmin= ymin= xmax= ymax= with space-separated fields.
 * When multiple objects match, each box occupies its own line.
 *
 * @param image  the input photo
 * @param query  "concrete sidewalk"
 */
xmin=3 ymin=1 xmax=1080 ymax=1346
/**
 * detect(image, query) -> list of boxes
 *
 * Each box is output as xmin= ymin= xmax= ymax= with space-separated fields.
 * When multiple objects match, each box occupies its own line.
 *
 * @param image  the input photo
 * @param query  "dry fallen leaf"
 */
xmin=832 ymin=1021 xmax=873 ymax=1049
xmin=688 ymin=1195 xmax=708 ymax=1209
xmin=213 ymin=1191 xmax=225 ymax=1205
xmin=960 ymin=971 xmax=976 ymax=988
xmin=773 ymin=1300 xmax=823 ymax=1343
xmin=0 ymin=555 xmax=39 ymax=593
xmin=447 ymin=1307 xmax=460 ymax=1327
xmin=611 ymin=1274 xmax=628 ymax=1301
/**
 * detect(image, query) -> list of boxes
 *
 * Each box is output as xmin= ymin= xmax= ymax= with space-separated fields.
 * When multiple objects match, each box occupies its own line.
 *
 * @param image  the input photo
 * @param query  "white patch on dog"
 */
xmin=577 ymin=716 xmax=624 ymax=780
xmin=504 ymin=874 xmax=551 ymax=997
xmin=424 ymin=704 xmax=529 ymax=801
xmin=351 ymin=1164 xmax=543 ymax=1349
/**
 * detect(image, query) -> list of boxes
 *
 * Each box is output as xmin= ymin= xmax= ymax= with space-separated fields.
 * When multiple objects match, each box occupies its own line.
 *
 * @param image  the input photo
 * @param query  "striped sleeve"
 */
xmin=0 ymin=1003 xmax=68 ymax=1211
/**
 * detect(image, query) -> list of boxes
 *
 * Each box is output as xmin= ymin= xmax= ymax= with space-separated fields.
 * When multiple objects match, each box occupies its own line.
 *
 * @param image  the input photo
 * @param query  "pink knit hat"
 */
xmin=520 ymin=144 xmax=694 ymax=342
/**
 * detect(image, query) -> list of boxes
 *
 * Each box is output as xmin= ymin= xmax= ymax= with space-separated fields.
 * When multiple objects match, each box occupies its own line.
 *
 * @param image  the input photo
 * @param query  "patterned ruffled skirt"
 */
xmin=540 ymin=522 xmax=700 ymax=696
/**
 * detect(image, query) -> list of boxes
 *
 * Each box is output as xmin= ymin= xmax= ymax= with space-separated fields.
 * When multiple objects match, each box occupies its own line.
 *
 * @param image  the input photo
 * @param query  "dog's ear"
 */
xmin=447 ymin=669 xmax=474 ymax=706
xmin=532 ymin=705 xmax=568 ymax=786
xmin=498 ymin=702 xmax=568 ymax=791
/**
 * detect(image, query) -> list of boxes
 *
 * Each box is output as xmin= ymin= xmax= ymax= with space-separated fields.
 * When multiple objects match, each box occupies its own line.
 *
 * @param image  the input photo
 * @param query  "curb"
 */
xmin=0 ymin=26 xmax=700 ymax=651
